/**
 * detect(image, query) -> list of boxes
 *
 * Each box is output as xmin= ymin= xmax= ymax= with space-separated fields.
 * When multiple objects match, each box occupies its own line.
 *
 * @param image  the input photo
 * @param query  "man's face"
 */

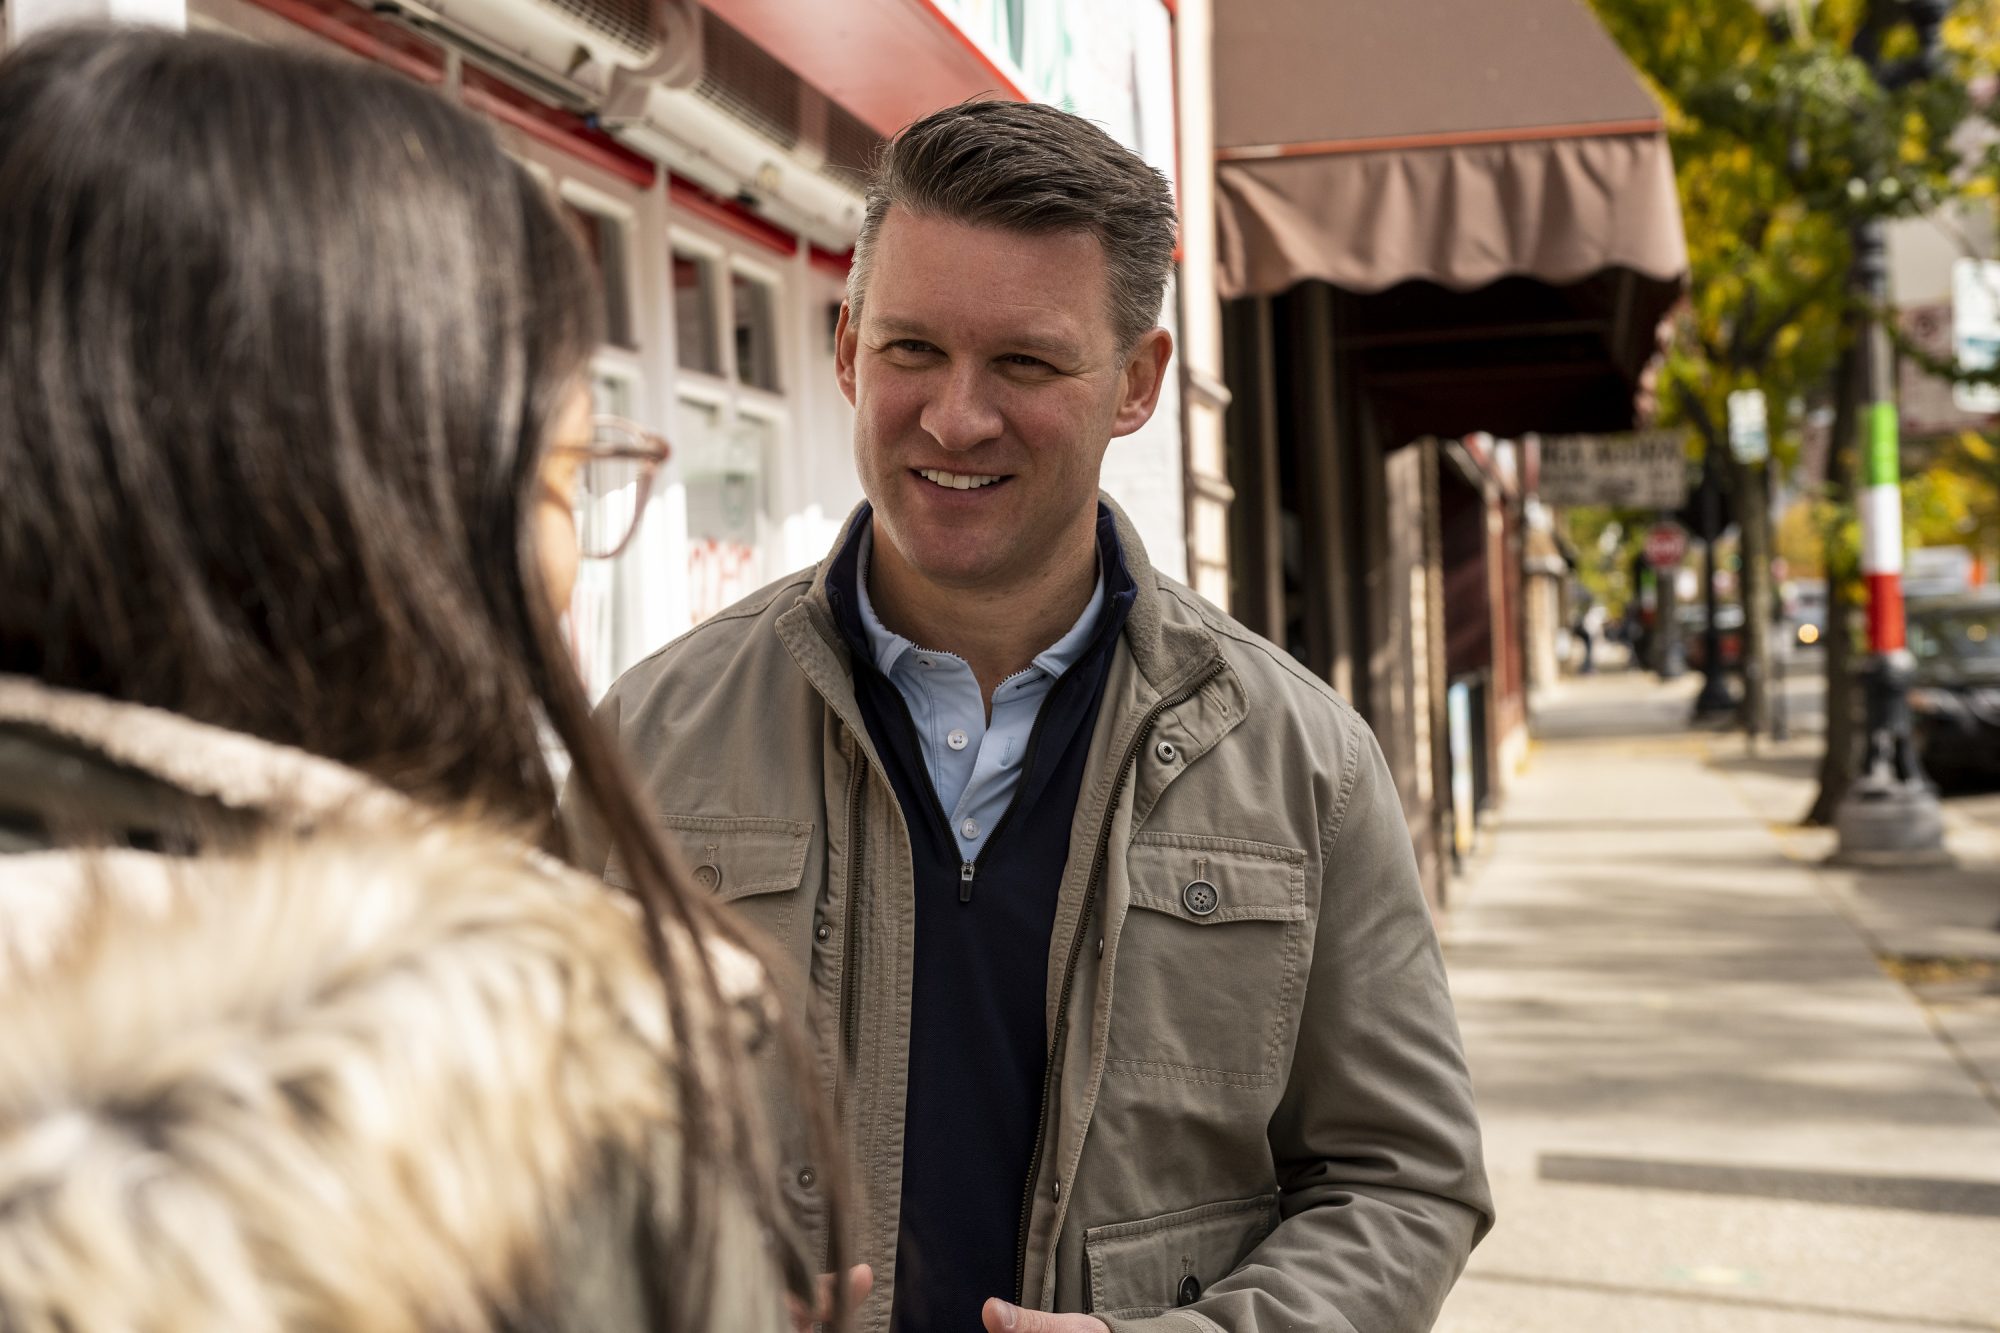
xmin=835 ymin=208 xmax=1171 ymax=596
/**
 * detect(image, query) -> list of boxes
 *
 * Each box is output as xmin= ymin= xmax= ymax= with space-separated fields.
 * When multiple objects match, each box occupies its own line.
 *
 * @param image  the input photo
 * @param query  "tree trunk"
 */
xmin=1806 ymin=335 xmax=1863 ymax=826
xmin=1737 ymin=454 xmax=1774 ymax=744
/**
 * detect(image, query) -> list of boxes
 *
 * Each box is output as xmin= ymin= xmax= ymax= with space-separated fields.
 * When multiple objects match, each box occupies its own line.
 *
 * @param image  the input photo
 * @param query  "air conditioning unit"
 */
xmin=368 ymin=0 xmax=697 ymax=96
xmin=598 ymin=7 xmax=874 ymax=249
xmin=603 ymin=85 xmax=862 ymax=249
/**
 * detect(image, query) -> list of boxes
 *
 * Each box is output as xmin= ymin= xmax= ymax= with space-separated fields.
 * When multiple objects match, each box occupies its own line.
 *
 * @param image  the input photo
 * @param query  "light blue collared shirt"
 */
xmin=855 ymin=524 xmax=1106 ymax=863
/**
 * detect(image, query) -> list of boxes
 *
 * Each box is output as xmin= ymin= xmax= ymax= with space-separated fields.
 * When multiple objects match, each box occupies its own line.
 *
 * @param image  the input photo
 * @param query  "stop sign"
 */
xmin=1646 ymin=523 xmax=1687 ymax=569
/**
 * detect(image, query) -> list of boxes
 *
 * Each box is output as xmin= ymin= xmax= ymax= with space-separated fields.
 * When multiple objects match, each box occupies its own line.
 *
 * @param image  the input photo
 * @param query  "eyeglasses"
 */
xmin=552 ymin=415 xmax=671 ymax=561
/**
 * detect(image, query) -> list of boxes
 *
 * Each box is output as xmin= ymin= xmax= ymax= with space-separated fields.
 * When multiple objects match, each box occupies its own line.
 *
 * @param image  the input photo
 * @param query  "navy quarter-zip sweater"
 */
xmin=825 ymin=504 xmax=1135 ymax=1333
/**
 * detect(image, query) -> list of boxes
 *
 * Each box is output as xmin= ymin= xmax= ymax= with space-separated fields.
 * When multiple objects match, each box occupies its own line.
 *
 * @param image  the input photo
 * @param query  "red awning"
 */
xmin=700 ymin=0 xmax=1025 ymax=138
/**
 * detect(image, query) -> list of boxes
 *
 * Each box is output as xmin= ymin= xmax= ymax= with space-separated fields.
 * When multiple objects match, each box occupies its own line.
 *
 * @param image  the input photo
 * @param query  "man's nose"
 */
xmin=919 ymin=367 xmax=1003 ymax=453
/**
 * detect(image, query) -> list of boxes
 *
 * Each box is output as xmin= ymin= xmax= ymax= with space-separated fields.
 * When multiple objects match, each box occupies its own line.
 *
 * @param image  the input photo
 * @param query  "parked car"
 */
xmin=1782 ymin=578 xmax=1828 ymax=651
xmin=1908 ymin=588 xmax=2000 ymax=788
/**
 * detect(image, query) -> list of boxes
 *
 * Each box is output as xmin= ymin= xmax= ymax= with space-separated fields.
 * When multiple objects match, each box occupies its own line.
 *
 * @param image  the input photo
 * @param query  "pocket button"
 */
xmin=693 ymin=863 xmax=723 ymax=891
xmin=1182 ymin=878 xmax=1219 ymax=916
xmin=1177 ymin=1274 xmax=1202 ymax=1306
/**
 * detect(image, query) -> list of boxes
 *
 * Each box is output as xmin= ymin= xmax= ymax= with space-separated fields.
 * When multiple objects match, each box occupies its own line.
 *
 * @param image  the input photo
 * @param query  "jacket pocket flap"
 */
xmin=1084 ymin=1194 xmax=1278 ymax=1319
xmin=618 ymin=815 xmax=812 ymax=902
xmin=1126 ymin=833 xmax=1306 ymax=925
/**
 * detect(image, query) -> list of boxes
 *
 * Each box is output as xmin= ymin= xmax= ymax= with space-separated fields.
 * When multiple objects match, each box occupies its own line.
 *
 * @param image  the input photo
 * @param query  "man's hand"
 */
xmin=787 ymin=1264 xmax=873 ymax=1331
xmin=980 ymin=1298 xmax=1110 ymax=1332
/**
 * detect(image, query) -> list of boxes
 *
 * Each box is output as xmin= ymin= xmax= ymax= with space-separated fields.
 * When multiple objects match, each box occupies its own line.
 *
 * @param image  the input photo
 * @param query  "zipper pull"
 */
xmin=960 ymin=861 xmax=976 ymax=903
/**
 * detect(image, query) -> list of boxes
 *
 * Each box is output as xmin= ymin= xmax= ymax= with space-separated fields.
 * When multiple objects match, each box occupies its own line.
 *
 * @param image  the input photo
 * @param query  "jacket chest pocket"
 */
xmin=610 ymin=815 xmax=813 ymax=947
xmin=1107 ymin=834 xmax=1308 ymax=1087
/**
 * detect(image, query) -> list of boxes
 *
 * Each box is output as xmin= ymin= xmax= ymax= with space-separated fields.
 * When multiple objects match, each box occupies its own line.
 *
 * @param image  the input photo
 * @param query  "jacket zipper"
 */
xmin=823 ymin=746 xmax=867 ymax=1293
xmin=1011 ymin=659 xmax=1226 ymax=1302
xmin=837 ymin=751 xmax=867 ymax=1101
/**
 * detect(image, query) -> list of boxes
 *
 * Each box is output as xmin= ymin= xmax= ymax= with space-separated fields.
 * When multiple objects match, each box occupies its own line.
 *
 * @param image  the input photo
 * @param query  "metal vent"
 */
xmin=536 ymin=0 xmax=659 ymax=60
xmin=696 ymin=9 xmax=801 ymax=150
xmin=820 ymin=103 xmax=882 ymax=190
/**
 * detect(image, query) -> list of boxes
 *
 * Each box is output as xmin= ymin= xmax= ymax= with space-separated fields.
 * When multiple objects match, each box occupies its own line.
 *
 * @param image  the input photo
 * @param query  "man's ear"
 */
xmin=834 ymin=302 xmax=859 ymax=408
xmin=1109 ymin=326 xmax=1174 ymax=439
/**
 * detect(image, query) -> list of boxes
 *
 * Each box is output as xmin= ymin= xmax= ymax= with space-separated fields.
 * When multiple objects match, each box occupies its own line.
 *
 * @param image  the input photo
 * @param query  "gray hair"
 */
xmin=847 ymin=99 xmax=1178 ymax=354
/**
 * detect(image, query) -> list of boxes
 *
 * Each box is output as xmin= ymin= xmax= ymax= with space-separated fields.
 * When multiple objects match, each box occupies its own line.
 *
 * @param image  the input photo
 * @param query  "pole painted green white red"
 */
xmin=1859 ymin=401 xmax=1905 ymax=654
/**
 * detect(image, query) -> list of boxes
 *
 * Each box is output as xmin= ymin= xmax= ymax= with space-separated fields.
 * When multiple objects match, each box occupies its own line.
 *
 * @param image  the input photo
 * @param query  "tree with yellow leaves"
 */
xmin=1589 ymin=0 xmax=1992 ymax=820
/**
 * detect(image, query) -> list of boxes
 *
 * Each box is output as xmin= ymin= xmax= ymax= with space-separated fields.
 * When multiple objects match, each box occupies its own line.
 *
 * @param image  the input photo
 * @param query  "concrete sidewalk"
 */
xmin=1435 ymin=670 xmax=2000 ymax=1333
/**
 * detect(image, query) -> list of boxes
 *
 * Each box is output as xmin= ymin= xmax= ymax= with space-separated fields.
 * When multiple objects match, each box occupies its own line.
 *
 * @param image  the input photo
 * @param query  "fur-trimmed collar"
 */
xmin=0 ymin=679 xmax=781 ymax=1332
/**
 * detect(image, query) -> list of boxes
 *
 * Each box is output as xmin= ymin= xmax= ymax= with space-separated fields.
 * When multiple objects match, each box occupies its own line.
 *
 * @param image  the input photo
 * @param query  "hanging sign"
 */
xmin=1728 ymin=389 xmax=1769 ymax=464
xmin=1952 ymin=259 xmax=2000 ymax=415
xmin=1537 ymin=430 xmax=1689 ymax=509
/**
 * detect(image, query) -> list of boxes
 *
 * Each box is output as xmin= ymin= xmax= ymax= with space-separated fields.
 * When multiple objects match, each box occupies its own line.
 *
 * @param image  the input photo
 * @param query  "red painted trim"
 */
xmin=907 ymin=0 xmax=1029 ymax=102
xmin=1866 ymin=572 xmax=1907 ymax=653
xmin=246 ymin=0 xmax=443 ymax=83
xmin=810 ymin=245 xmax=855 ymax=280
xmin=458 ymin=70 xmax=655 ymax=188
xmin=669 ymin=175 xmax=801 ymax=257
xmin=1159 ymin=0 xmax=1177 ymax=13
xmin=243 ymin=0 xmax=654 ymax=188
xmin=1217 ymin=117 xmax=1666 ymax=162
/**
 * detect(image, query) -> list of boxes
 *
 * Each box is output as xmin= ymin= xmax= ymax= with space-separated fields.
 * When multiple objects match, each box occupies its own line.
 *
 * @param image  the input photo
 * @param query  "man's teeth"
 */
xmin=918 ymin=468 xmax=1003 ymax=490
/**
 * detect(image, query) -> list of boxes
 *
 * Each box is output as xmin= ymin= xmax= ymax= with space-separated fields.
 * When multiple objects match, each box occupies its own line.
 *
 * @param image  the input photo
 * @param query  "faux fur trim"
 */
xmin=0 ymin=810 xmax=771 ymax=1331
xmin=0 ymin=674 xmax=411 ymax=828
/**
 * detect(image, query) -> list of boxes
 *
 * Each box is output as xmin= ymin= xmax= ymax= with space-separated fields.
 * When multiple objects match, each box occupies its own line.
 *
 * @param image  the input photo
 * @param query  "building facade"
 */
xmin=6 ymin=0 xmax=1212 ymax=698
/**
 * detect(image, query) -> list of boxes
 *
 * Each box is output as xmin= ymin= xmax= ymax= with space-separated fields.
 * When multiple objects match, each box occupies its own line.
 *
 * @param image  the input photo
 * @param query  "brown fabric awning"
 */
xmin=1214 ymin=0 xmax=1688 ymax=302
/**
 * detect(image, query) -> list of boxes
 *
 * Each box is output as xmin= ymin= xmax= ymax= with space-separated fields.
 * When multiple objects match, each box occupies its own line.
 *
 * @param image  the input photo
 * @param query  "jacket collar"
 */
xmin=785 ymin=492 xmax=1218 ymax=698
xmin=0 ymin=674 xmax=414 ymax=833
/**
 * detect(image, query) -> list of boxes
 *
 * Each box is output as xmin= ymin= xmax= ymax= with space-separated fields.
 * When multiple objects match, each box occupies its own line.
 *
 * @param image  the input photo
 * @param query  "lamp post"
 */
xmin=1833 ymin=0 xmax=1949 ymax=864
xmin=1692 ymin=451 xmax=1739 ymax=718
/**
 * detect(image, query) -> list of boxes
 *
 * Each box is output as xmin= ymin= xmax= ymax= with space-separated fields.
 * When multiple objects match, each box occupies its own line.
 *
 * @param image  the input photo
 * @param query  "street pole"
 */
xmin=1832 ymin=0 xmax=1948 ymax=863
xmin=1693 ymin=454 xmax=1737 ymax=719
xmin=1832 ymin=216 xmax=1947 ymax=859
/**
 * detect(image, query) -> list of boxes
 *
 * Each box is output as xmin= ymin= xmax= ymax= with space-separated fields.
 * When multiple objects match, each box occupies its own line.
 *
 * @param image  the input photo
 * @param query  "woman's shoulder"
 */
xmin=0 ymin=800 xmax=780 ymax=1331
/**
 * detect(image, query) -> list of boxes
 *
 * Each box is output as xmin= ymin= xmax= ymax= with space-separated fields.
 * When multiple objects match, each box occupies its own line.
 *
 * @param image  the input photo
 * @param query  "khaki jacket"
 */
xmin=573 ymin=499 xmax=1493 ymax=1332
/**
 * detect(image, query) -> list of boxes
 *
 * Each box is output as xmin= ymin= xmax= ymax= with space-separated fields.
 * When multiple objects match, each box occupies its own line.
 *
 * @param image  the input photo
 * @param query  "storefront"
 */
xmin=133 ymin=0 xmax=1206 ymax=697
xmin=1212 ymin=0 xmax=1689 ymax=905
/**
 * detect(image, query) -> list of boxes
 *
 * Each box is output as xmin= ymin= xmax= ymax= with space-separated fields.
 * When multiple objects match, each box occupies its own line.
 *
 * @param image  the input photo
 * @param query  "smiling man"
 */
xmin=570 ymin=100 xmax=1492 ymax=1333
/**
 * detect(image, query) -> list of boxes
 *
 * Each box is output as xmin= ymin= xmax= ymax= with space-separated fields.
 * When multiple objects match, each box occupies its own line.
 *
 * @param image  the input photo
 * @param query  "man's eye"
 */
xmin=889 ymin=340 xmax=937 ymax=355
xmin=1001 ymin=354 xmax=1051 ymax=370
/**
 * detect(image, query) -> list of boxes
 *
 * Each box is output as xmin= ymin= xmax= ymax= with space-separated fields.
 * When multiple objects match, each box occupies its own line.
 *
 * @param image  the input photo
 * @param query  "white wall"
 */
xmin=8 ymin=0 xmax=182 ymax=41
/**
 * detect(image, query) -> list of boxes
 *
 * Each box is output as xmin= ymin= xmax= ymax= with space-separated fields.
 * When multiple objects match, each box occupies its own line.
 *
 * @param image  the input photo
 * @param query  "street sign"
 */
xmin=1537 ymin=430 xmax=1688 ymax=509
xmin=1727 ymin=389 xmax=1769 ymax=464
xmin=1952 ymin=259 xmax=2000 ymax=415
xmin=1646 ymin=523 xmax=1688 ymax=569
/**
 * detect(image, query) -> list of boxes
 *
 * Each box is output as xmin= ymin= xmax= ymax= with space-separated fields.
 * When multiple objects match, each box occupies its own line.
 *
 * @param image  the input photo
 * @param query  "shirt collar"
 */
xmin=852 ymin=522 xmax=1106 ymax=684
xmin=828 ymin=502 xmax=1133 ymax=681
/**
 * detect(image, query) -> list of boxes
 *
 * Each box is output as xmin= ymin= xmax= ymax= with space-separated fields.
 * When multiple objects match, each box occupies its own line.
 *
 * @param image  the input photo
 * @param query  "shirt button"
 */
xmin=947 ymin=729 xmax=969 ymax=750
xmin=962 ymin=818 xmax=981 ymax=839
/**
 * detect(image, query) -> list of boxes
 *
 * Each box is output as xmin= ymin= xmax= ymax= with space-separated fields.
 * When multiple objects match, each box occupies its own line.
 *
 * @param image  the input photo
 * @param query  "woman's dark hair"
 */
xmin=0 ymin=26 xmax=843 ymax=1327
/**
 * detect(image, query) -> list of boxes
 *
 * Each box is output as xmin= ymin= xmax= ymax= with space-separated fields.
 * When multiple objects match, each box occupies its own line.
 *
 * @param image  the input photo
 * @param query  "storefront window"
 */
xmin=682 ymin=400 xmax=774 ymax=624
xmin=673 ymin=248 xmax=723 ymax=377
xmin=567 ymin=373 xmax=643 ymax=696
xmin=732 ymin=269 xmax=782 ymax=392
xmin=562 ymin=201 xmax=636 ymax=350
